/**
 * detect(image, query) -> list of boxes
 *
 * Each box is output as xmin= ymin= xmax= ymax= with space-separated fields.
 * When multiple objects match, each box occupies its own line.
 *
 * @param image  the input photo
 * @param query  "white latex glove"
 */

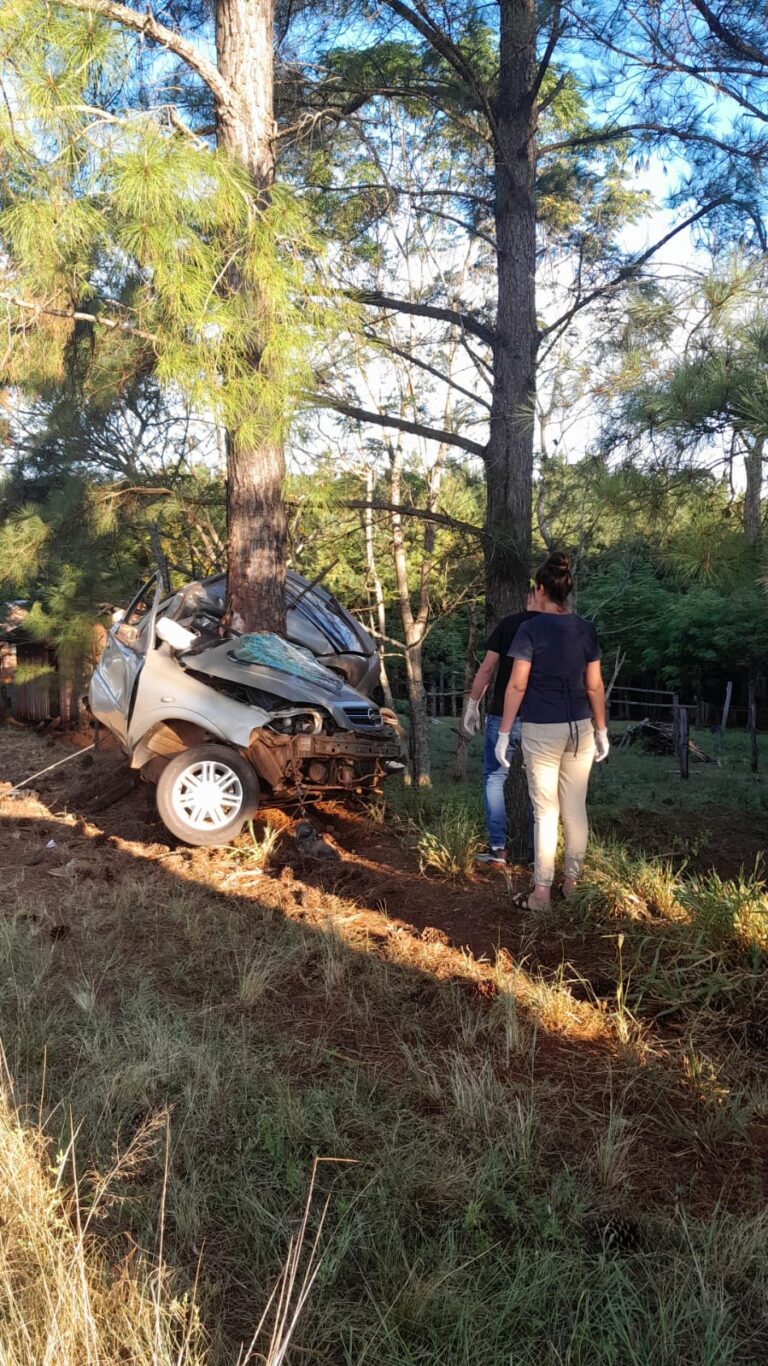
xmin=462 ymin=697 xmax=481 ymax=737
xmin=495 ymin=731 xmax=511 ymax=769
xmin=594 ymin=728 xmax=610 ymax=763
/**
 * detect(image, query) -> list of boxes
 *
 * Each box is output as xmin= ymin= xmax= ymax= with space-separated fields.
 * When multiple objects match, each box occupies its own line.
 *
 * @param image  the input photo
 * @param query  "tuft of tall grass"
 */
xmin=680 ymin=861 xmax=768 ymax=953
xmin=569 ymin=839 xmax=684 ymax=922
xmin=409 ymin=803 xmax=483 ymax=879
xmin=225 ymin=820 xmax=282 ymax=868
xmin=0 ymin=1079 xmax=205 ymax=1366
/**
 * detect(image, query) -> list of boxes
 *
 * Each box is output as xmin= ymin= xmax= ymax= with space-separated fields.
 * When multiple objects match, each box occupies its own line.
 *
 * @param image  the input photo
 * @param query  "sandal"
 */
xmin=511 ymin=890 xmax=548 ymax=912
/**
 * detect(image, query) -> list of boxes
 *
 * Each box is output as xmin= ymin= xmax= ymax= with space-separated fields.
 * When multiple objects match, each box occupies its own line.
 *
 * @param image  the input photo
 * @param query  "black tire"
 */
xmin=155 ymin=743 xmax=260 ymax=846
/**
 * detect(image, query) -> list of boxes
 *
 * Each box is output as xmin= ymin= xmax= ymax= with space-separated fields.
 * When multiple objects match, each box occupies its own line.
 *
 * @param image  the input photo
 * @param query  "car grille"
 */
xmin=343 ymin=703 xmax=382 ymax=729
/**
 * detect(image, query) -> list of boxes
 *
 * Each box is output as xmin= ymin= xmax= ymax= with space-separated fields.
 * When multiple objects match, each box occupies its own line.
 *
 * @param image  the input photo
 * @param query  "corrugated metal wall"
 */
xmin=10 ymin=644 xmax=57 ymax=723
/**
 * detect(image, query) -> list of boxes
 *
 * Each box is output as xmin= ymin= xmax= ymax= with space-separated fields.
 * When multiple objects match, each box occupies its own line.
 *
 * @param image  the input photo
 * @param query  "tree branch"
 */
xmin=530 ymin=1 xmax=563 ymax=106
xmin=690 ymin=0 xmax=768 ymax=69
xmin=417 ymin=204 xmax=496 ymax=247
xmin=380 ymin=0 xmax=480 ymax=104
xmin=364 ymin=333 xmax=492 ymax=410
xmin=307 ymin=182 xmax=492 ymax=206
xmin=539 ymin=198 xmax=726 ymax=341
xmin=319 ymin=396 xmax=486 ymax=455
xmin=539 ymin=122 xmax=761 ymax=161
xmin=52 ymin=0 xmax=236 ymax=112
xmin=351 ymin=289 xmax=496 ymax=347
xmin=278 ymin=93 xmax=371 ymax=141
xmin=0 ymin=291 xmax=158 ymax=345
xmin=380 ymin=0 xmax=502 ymax=146
xmin=343 ymin=499 xmax=487 ymax=541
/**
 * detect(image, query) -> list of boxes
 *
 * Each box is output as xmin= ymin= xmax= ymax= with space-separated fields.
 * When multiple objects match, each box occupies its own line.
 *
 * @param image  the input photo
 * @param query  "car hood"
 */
xmin=181 ymin=634 xmax=384 ymax=729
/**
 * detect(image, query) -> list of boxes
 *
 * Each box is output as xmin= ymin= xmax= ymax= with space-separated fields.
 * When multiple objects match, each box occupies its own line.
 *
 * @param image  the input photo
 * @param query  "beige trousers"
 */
xmin=521 ymin=720 xmax=595 ymax=887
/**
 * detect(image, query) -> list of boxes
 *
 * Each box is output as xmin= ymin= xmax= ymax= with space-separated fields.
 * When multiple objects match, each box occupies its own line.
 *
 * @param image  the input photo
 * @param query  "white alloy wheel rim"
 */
xmin=171 ymin=759 xmax=244 ymax=831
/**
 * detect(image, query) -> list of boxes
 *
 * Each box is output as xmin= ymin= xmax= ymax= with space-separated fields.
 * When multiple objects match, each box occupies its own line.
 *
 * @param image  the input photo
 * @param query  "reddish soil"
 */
xmin=1 ymin=723 xmax=766 ymax=1219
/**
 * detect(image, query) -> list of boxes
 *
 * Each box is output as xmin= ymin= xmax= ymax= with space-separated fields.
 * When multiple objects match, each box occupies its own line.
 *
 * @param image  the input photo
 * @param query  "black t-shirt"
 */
xmin=484 ymin=610 xmax=538 ymax=716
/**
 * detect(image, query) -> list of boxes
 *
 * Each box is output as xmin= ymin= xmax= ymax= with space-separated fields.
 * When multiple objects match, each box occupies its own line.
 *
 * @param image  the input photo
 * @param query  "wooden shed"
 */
xmin=0 ymin=604 xmax=69 ymax=724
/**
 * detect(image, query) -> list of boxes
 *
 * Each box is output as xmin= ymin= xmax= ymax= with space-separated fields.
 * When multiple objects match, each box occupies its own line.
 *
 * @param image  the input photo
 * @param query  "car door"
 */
xmin=93 ymin=576 xmax=160 ymax=741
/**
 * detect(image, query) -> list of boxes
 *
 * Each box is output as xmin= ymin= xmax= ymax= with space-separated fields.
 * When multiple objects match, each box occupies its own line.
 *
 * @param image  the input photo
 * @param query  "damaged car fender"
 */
xmin=126 ymin=644 xmax=269 ymax=756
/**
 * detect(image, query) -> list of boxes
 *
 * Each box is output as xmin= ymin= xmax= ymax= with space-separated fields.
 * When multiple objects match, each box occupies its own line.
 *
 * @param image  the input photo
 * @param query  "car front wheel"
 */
xmin=155 ymin=744 xmax=260 ymax=846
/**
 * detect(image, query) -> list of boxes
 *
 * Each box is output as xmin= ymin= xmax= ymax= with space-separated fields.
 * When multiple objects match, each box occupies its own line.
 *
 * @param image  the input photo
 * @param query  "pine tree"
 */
xmin=286 ymin=0 xmax=768 ymax=620
xmin=0 ymin=0 xmax=327 ymax=632
xmin=613 ymin=259 xmax=768 ymax=545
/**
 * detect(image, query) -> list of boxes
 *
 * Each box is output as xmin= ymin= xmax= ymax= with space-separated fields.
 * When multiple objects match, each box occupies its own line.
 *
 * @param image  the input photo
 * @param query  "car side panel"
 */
xmin=89 ymin=664 xmax=132 ymax=746
xmin=89 ymin=630 xmax=146 ymax=743
xmin=126 ymin=646 xmax=270 ymax=753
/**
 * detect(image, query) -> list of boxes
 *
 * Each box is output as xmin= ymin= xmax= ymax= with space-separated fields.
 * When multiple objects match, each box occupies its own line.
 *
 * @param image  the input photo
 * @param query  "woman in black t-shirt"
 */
xmin=495 ymin=553 xmax=608 ymax=911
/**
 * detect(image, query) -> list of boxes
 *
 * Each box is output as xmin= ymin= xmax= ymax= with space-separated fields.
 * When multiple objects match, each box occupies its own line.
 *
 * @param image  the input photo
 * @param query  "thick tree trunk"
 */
xmin=744 ymin=436 xmax=764 ymax=545
xmin=215 ymin=0 xmax=286 ymax=634
xmin=504 ymin=750 xmax=531 ymax=862
xmin=224 ymin=430 xmax=287 ymax=633
xmin=485 ymin=0 xmax=538 ymax=849
xmin=484 ymin=0 xmax=538 ymax=623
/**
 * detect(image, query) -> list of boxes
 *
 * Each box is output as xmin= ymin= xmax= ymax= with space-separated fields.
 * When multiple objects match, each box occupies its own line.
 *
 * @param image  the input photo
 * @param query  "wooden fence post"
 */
xmin=679 ymin=706 xmax=689 ymax=780
xmin=717 ymin=680 xmax=733 ymax=767
xmin=672 ymin=694 xmax=679 ymax=755
xmin=748 ymin=675 xmax=758 ymax=775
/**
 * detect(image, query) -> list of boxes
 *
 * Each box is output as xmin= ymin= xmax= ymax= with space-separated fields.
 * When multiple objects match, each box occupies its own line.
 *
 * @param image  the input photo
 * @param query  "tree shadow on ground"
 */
xmin=2 ymin=787 xmax=768 ymax=1361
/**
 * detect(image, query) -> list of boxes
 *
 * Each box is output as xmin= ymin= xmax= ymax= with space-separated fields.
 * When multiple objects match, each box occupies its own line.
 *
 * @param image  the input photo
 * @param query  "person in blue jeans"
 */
xmin=462 ymin=594 xmax=537 ymax=867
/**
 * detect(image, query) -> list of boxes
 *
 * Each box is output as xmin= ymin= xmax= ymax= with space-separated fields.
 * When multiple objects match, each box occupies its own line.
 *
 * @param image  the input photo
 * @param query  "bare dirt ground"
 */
xmin=1 ymin=723 xmax=767 ymax=1221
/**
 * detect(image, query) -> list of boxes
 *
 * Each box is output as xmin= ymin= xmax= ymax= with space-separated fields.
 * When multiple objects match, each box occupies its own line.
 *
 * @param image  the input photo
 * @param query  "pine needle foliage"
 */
xmin=0 ymin=0 xmax=334 ymax=447
xmin=617 ymin=258 xmax=768 ymax=451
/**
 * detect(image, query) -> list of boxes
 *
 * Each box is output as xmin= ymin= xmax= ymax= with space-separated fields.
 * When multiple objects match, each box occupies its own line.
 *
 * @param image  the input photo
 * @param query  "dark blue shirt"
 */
xmin=508 ymin=613 xmax=601 ymax=724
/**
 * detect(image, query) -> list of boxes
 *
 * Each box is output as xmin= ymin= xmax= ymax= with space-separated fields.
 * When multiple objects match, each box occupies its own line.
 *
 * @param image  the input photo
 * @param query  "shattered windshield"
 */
xmin=286 ymin=581 xmax=362 ymax=653
xmin=231 ymin=633 xmax=344 ymax=692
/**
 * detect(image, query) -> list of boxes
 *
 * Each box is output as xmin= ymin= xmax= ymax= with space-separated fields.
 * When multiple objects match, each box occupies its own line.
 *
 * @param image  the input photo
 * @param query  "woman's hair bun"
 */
xmin=546 ymin=551 xmax=571 ymax=572
xmin=534 ymin=549 xmax=573 ymax=605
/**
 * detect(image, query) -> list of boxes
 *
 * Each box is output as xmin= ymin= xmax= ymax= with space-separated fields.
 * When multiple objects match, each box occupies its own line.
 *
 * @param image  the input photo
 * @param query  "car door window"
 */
xmin=115 ymin=579 xmax=159 ymax=652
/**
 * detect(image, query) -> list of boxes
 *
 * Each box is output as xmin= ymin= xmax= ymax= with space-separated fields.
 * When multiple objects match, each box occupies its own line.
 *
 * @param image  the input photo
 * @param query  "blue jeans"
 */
xmin=483 ymin=714 xmax=523 ymax=850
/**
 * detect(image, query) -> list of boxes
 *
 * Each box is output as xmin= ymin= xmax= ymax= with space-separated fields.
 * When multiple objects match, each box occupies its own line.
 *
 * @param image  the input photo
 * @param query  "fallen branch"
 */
xmin=617 ymin=719 xmax=714 ymax=763
xmin=604 ymin=646 xmax=626 ymax=706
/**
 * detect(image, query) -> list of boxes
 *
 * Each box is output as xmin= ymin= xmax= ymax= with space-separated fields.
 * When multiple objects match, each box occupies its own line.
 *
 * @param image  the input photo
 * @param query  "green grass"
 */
xmin=1 ymin=723 xmax=768 ymax=1362
xmin=384 ymin=788 xmax=485 ymax=878
xmin=437 ymin=712 xmax=766 ymax=799
xmin=2 ymin=871 xmax=767 ymax=1364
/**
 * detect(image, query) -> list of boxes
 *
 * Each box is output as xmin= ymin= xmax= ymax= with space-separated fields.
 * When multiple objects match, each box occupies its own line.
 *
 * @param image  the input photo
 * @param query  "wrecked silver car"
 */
xmin=89 ymin=573 xmax=404 ymax=845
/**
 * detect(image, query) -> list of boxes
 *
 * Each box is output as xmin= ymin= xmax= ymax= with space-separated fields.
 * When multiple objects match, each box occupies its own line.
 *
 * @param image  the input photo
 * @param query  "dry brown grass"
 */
xmin=0 ymin=1077 xmax=206 ymax=1366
